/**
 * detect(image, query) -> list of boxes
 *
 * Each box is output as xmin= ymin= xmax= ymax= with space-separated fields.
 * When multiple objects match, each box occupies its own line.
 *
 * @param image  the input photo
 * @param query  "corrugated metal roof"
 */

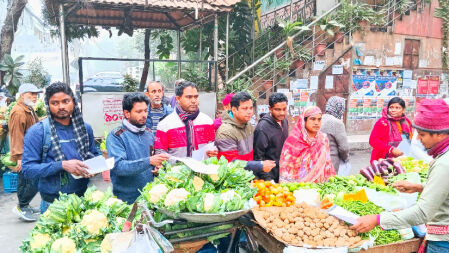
xmin=45 ymin=0 xmax=240 ymax=29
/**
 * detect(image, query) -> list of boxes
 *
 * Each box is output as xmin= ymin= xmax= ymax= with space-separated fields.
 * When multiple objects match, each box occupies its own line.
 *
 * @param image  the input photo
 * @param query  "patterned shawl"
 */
xmin=279 ymin=106 xmax=335 ymax=183
xmin=325 ymin=96 xmax=345 ymax=119
xmin=175 ymin=103 xmax=200 ymax=157
xmin=381 ymin=106 xmax=413 ymax=147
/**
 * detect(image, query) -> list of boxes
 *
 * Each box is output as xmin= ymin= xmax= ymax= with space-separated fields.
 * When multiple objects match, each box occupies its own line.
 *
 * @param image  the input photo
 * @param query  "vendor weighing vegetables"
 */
xmin=352 ymin=99 xmax=449 ymax=253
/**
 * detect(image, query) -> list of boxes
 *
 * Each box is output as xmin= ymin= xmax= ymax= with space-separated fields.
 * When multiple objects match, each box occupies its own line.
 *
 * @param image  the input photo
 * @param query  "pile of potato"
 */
xmin=254 ymin=203 xmax=364 ymax=248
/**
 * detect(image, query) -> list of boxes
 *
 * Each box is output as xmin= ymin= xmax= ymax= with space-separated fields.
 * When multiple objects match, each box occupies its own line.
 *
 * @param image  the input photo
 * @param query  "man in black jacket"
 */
xmin=254 ymin=93 xmax=289 ymax=182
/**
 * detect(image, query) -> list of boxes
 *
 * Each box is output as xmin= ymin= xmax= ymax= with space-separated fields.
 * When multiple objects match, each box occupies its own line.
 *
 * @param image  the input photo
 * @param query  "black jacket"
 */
xmin=253 ymin=113 xmax=289 ymax=182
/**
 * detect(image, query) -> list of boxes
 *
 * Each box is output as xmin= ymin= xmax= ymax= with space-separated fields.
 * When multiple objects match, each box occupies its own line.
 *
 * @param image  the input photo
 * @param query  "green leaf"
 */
xmin=15 ymin=55 xmax=25 ymax=63
xmin=3 ymin=55 xmax=13 ymax=65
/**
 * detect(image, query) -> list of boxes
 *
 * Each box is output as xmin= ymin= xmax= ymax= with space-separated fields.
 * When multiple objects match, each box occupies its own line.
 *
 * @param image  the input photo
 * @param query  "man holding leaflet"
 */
xmin=22 ymin=82 xmax=99 ymax=213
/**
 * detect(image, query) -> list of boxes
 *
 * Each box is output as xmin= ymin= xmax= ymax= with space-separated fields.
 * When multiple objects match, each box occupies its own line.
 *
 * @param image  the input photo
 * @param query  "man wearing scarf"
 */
xmin=352 ymin=99 xmax=449 ymax=253
xmin=107 ymin=93 xmax=169 ymax=203
xmin=22 ymin=82 xmax=99 ymax=213
xmin=155 ymin=81 xmax=216 ymax=159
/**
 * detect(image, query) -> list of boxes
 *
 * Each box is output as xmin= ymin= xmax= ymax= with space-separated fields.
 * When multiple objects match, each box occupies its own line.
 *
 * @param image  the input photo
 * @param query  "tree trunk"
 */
xmin=139 ymin=29 xmax=151 ymax=91
xmin=0 ymin=0 xmax=28 ymax=62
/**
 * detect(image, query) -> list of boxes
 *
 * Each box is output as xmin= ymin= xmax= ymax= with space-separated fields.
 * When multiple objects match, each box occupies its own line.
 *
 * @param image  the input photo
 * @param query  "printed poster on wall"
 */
xmin=428 ymin=76 xmax=440 ymax=95
xmin=352 ymin=68 xmax=403 ymax=96
xmin=417 ymin=78 xmax=428 ymax=95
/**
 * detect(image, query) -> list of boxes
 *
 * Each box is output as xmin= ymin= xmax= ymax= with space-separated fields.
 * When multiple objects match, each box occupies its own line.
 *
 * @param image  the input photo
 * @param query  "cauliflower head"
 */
xmin=203 ymin=193 xmax=216 ymax=212
xmin=105 ymin=197 xmax=123 ymax=206
xmin=50 ymin=237 xmax=76 ymax=253
xmin=100 ymin=236 xmax=112 ymax=253
xmin=30 ymin=233 xmax=51 ymax=250
xmin=164 ymin=188 xmax=190 ymax=206
xmin=148 ymin=184 xmax=169 ymax=203
xmin=91 ymin=190 xmax=105 ymax=203
xmin=220 ymin=190 xmax=239 ymax=203
xmin=81 ymin=210 xmax=108 ymax=235
xmin=193 ymin=176 xmax=204 ymax=191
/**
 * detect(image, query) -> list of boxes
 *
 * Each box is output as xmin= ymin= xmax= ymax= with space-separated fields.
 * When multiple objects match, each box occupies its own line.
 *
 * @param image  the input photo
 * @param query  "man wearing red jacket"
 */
xmin=215 ymin=92 xmax=275 ymax=177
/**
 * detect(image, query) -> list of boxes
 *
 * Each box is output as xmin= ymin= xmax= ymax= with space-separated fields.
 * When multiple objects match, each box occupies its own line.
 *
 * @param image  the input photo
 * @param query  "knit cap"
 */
xmin=414 ymin=99 xmax=449 ymax=132
xmin=222 ymin=93 xmax=235 ymax=106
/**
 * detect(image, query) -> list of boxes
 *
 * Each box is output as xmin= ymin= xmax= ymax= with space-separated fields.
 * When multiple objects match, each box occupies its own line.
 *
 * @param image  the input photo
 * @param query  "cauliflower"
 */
xmin=148 ymin=184 xmax=169 ymax=203
xmin=116 ymin=217 xmax=126 ymax=226
xmin=91 ymin=190 xmax=105 ymax=203
xmin=100 ymin=236 xmax=112 ymax=253
xmin=81 ymin=210 xmax=108 ymax=235
xmin=62 ymin=226 xmax=70 ymax=235
xmin=50 ymin=237 xmax=76 ymax=253
xmin=164 ymin=188 xmax=190 ymax=206
xmin=209 ymin=174 xmax=219 ymax=182
xmin=30 ymin=233 xmax=51 ymax=250
xmin=193 ymin=176 xmax=204 ymax=191
xmin=105 ymin=197 xmax=123 ymax=206
xmin=220 ymin=190 xmax=238 ymax=203
xmin=203 ymin=193 xmax=216 ymax=212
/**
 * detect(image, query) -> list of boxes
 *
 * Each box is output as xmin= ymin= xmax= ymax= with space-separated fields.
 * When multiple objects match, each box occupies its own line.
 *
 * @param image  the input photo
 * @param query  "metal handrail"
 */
xmin=226 ymin=2 xmax=341 ymax=85
xmin=251 ymin=0 xmax=420 ymax=99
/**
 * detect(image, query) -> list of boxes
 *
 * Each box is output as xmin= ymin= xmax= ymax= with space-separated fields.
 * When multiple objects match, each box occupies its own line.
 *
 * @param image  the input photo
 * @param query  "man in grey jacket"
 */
xmin=321 ymin=96 xmax=349 ymax=173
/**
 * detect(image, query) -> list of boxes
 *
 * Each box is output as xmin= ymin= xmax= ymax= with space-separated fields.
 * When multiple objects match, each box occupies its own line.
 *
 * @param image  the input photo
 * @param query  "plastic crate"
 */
xmin=3 ymin=171 xmax=18 ymax=193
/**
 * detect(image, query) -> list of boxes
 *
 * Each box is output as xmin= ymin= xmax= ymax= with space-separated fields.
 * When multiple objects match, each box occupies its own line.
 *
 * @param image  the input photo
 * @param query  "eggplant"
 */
xmin=386 ymin=158 xmax=395 ymax=164
xmin=370 ymin=162 xmax=381 ymax=175
xmin=371 ymin=160 xmax=381 ymax=172
xmin=393 ymin=162 xmax=405 ymax=174
xmin=380 ymin=160 xmax=394 ymax=172
xmin=360 ymin=167 xmax=374 ymax=181
xmin=379 ymin=165 xmax=389 ymax=175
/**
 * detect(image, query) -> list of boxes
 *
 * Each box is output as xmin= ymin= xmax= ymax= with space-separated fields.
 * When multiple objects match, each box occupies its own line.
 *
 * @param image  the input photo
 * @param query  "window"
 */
xmin=403 ymin=39 xmax=420 ymax=69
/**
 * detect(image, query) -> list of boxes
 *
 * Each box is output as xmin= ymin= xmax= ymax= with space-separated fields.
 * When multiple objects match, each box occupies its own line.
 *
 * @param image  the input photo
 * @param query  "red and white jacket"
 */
xmin=154 ymin=111 xmax=215 ymax=158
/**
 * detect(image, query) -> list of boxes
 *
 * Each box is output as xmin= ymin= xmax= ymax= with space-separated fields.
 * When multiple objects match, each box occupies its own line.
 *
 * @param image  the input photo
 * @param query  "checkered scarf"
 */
xmin=45 ymin=99 xmax=94 ymax=162
xmin=325 ymin=96 xmax=346 ymax=120
xmin=175 ymin=103 xmax=200 ymax=157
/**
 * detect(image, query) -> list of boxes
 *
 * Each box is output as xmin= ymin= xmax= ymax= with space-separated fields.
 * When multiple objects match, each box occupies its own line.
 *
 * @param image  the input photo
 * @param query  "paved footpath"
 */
xmin=0 ymin=150 xmax=371 ymax=252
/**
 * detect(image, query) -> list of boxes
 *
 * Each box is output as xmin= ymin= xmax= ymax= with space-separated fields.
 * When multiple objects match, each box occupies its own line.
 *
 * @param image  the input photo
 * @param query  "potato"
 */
xmin=288 ymin=227 xmax=297 ymax=234
xmin=274 ymin=229 xmax=283 ymax=238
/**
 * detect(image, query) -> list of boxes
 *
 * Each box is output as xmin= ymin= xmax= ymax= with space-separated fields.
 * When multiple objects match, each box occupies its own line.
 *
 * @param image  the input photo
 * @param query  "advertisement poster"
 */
xmin=375 ymin=76 xmax=397 ymax=96
xmin=348 ymin=98 xmax=358 ymax=120
xmin=352 ymin=68 xmax=403 ymax=96
xmin=363 ymin=98 xmax=372 ymax=118
xmin=417 ymin=78 xmax=428 ymax=95
xmin=428 ymin=76 xmax=440 ymax=95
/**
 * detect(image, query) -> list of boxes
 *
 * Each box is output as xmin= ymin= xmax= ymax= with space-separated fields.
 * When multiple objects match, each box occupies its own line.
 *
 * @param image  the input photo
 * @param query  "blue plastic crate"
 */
xmin=3 ymin=171 xmax=18 ymax=193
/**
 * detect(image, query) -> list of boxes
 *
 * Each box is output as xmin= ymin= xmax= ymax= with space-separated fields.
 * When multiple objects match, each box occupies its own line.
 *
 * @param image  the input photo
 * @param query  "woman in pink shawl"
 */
xmin=279 ymin=106 xmax=335 ymax=183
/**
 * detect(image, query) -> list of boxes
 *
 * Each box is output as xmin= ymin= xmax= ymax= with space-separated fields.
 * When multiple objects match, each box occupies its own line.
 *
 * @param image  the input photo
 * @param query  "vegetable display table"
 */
xmin=363 ymin=238 xmax=422 ymax=253
xmin=244 ymin=222 xmax=422 ymax=253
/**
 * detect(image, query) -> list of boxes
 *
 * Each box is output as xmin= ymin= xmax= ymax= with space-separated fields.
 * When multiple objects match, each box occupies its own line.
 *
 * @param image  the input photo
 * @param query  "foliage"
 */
xmin=152 ymin=30 xmax=175 ymax=60
xmin=316 ymin=15 xmax=344 ymax=37
xmin=334 ymin=0 xmax=381 ymax=34
xmin=295 ymin=46 xmax=313 ymax=62
xmin=397 ymin=0 xmax=413 ymax=15
xmin=156 ymin=62 xmax=178 ymax=89
xmin=121 ymin=74 xmax=138 ymax=92
xmin=23 ymin=58 xmax=51 ymax=88
xmin=0 ymin=54 xmax=24 ymax=96
xmin=435 ymin=0 xmax=449 ymax=70
xmin=180 ymin=63 xmax=210 ymax=91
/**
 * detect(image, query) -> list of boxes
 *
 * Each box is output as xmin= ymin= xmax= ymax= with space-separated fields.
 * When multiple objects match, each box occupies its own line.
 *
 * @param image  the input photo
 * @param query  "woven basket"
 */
xmin=172 ymin=240 xmax=209 ymax=253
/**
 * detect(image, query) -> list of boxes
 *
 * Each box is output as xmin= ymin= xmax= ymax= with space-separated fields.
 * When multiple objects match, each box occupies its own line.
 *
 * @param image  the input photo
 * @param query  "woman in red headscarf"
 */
xmin=279 ymin=106 xmax=335 ymax=183
xmin=369 ymin=97 xmax=413 ymax=162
